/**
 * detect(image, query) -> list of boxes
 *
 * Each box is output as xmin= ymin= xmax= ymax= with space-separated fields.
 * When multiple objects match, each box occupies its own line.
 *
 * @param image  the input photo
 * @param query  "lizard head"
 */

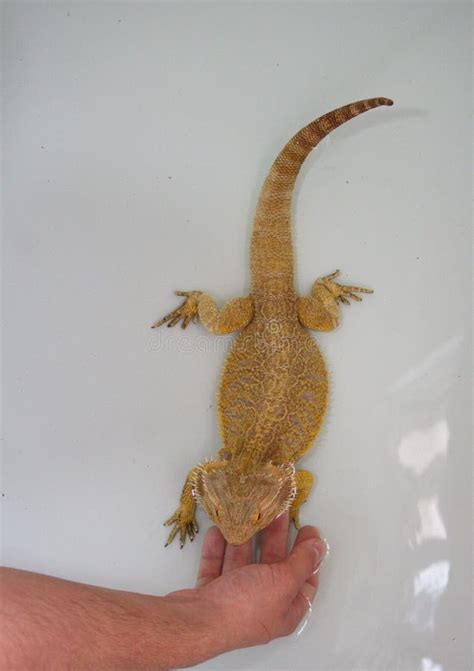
xmin=192 ymin=462 xmax=297 ymax=545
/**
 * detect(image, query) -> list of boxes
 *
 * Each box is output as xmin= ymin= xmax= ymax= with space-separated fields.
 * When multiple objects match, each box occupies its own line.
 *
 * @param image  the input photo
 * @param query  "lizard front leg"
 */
xmin=289 ymin=470 xmax=314 ymax=529
xmin=152 ymin=292 xmax=254 ymax=335
xmin=297 ymin=270 xmax=373 ymax=331
xmin=164 ymin=460 xmax=224 ymax=548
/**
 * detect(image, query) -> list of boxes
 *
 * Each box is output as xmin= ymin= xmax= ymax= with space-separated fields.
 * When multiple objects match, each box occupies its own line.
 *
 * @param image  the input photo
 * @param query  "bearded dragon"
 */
xmin=153 ymin=97 xmax=393 ymax=547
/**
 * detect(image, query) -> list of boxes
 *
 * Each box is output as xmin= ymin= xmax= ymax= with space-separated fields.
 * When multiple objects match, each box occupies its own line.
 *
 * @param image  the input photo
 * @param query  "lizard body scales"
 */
xmin=153 ymin=97 xmax=393 ymax=547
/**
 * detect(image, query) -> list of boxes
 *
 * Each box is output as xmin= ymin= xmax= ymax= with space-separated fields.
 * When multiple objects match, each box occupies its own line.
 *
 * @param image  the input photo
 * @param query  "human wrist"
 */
xmin=155 ymin=588 xmax=227 ymax=669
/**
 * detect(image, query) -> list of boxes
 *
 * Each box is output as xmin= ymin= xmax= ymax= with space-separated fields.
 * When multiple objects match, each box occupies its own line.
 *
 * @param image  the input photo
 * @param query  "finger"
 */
xmin=292 ymin=526 xmax=327 ymax=587
xmin=222 ymin=537 xmax=253 ymax=573
xmin=195 ymin=526 xmax=226 ymax=587
xmin=280 ymin=532 xmax=326 ymax=595
xmin=260 ymin=511 xmax=290 ymax=564
xmin=279 ymin=527 xmax=327 ymax=634
xmin=284 ymin=574 xmax=320 ymax=634
xmin=298 ymin=574 xmax=319 ymax=603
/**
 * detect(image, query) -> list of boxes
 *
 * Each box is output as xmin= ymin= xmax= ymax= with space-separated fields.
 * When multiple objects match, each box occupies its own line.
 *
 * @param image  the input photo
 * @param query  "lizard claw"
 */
xmin=152 ymin=291 xmax=203 ymax=329
xmin=164 ymin=508 xmax=199 ymax=548
xmin=289 ymin=509 xmax=301 ymax=530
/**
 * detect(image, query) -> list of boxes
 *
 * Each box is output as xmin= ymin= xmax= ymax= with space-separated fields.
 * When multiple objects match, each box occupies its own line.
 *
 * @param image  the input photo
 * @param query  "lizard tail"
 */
xmin=250 ymin=97 xmax=393 ymax=293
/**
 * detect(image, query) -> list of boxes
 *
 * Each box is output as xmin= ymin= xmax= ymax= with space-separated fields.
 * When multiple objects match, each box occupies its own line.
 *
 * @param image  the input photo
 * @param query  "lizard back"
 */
xmin=217 ymin=98 xmax=392 ymax=469
xmin=218 ymin=295 xmax=328 ymax=467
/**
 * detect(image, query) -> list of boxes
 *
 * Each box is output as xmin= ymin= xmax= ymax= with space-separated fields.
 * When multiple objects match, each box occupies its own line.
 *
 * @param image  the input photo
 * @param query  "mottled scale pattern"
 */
xmin=218 ymin=295 xmax=328 ymax=466
xmin=250 ymin=97 xmax=392 ymax=293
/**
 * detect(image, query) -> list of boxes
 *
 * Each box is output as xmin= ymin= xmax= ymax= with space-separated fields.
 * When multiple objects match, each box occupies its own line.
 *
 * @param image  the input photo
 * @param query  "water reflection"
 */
xmin=295 ymin=597 xmax=312 ymax=637
xmin=415 ymin=497 xmax=447 ymax=545
xmin=421 ymin=656 xmax=443 ymax=671
xmin=388 ymin=334 xmax=463 ymax=393
xmin=398 ymin=420 xmax=449 ymax=476
xmin=408 ymin=561 xmax=450 ymax=630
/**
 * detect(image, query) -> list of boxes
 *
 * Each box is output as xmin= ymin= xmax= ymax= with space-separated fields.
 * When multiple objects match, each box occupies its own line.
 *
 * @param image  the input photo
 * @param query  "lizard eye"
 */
xmin=254 ymin=511 xmax=261 ymax=523
xmin=214 ymin=508 xmax=220 ymax=519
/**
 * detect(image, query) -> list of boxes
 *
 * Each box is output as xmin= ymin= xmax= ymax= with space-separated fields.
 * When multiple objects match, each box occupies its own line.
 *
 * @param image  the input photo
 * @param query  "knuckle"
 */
xmin=266 ymin=561 xmax=290 ymax=591
xmin=258 ymin=562 xmax=279 ymax=588
xmin=271 ymin=561 xmax=300 ymax=599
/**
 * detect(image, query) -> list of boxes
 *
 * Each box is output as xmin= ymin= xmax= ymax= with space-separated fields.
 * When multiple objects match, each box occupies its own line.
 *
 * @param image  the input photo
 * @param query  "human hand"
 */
xmin=165 ymin=512 xmax=327 ymax=662
xmin=0 ymin=515 xmax=327 ymax=671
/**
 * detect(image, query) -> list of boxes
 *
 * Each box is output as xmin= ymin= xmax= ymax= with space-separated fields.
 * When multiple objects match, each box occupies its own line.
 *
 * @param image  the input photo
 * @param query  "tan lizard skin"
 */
xmin=153 ymin=97 xmax=393 ymax=547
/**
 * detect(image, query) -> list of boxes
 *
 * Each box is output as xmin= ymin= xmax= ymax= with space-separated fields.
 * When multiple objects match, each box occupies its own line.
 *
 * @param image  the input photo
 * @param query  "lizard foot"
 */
xmin=152 ymin=291 xmax=202 ymax=329
xmin=317 ymin=270 xmax=373 ymax=305
xmin=164 ymin=508 xmax=199 ymax=548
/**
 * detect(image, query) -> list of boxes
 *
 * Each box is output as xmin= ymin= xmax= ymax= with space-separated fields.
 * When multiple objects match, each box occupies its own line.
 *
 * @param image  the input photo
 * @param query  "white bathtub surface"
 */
xmin=2 ymin=3 xmax=471 ymax=670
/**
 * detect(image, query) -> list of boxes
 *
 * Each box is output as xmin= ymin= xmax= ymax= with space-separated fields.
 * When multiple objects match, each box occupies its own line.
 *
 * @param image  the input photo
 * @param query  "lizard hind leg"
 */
xmin=152 ymin=292 xmax=254 ymax=334
xmin=289 ymin=470 xmax=315 ymax=529
xmin=297 ymin=270 xmax=373 ymax=331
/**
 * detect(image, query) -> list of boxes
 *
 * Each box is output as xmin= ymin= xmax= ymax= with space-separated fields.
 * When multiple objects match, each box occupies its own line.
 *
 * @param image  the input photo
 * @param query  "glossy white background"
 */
xmin=1 ymin=2 xmax=471 ymax=670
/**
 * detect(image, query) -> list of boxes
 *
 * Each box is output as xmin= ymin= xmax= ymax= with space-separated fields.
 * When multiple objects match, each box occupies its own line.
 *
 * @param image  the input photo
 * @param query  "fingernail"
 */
xmin=313 ymin=537 xmax=329 ymax=575
xmin=304 ymin=539 xmax=322 ymax=572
